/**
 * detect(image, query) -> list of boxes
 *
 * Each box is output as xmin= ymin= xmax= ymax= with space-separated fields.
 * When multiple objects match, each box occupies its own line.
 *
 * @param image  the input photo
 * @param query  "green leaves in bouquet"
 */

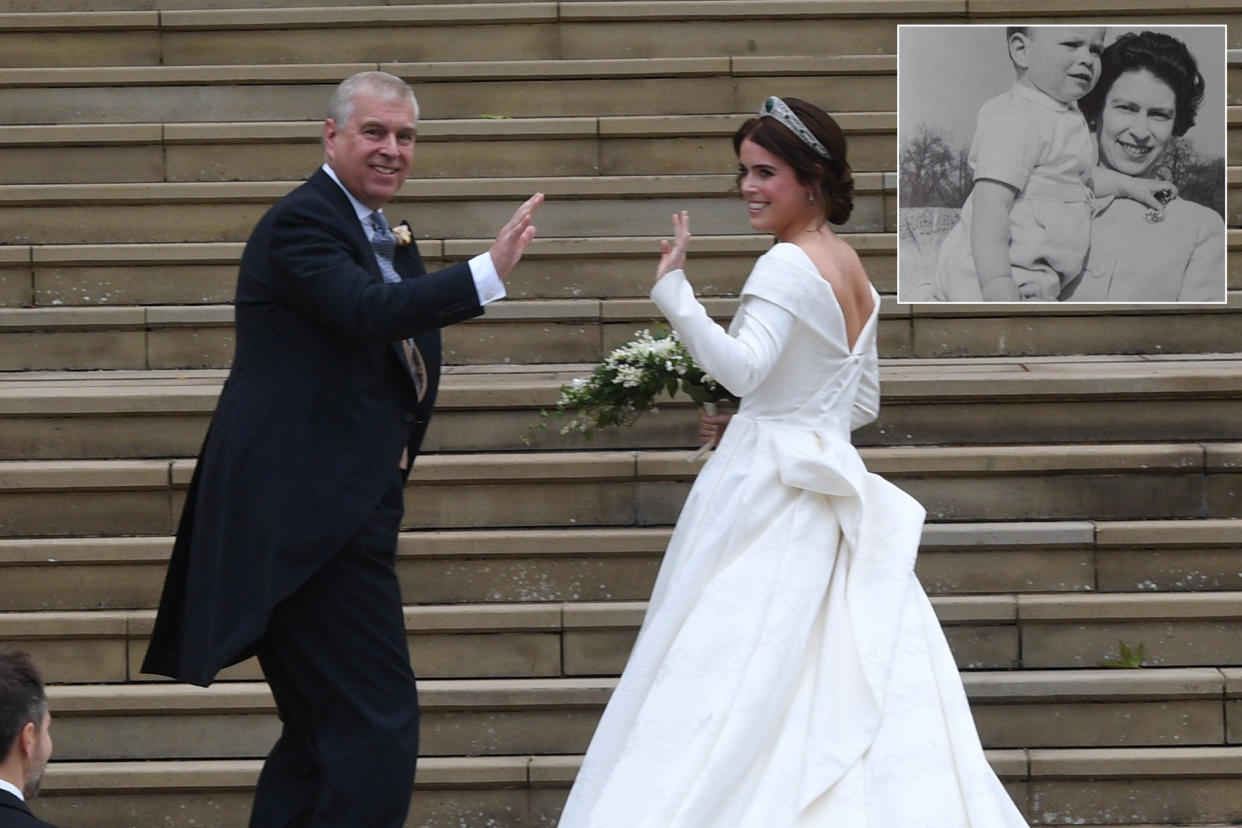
xmin=528 ymin=328 xmax=738 ymax=441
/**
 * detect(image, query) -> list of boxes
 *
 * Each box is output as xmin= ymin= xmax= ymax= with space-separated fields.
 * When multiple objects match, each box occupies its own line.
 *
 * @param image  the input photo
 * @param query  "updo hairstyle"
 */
xmin=732 ymin=97 xmax=854 ymax=225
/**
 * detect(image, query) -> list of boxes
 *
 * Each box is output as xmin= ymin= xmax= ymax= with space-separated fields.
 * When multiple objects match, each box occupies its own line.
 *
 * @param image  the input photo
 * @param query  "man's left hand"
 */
xmin=489 ymin=192 xmax=545 ymax=279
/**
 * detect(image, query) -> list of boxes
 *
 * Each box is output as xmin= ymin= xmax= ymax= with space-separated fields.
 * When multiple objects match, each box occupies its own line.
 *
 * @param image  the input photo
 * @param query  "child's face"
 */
xmin=1013 ymin=27 xmax=1106 ymax=104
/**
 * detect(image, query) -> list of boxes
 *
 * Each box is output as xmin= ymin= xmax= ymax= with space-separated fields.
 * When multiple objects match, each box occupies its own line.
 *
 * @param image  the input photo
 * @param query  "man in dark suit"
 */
xmin=141 ymin=70 xmax=542 ymax=827
xmin=0 ymin=651 xmax=57 ymax=828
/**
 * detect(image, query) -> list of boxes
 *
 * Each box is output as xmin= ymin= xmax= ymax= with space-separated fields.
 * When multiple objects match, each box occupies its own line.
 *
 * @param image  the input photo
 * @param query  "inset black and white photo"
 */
xmin=897 ymin=24 xmax=1227 ymax=304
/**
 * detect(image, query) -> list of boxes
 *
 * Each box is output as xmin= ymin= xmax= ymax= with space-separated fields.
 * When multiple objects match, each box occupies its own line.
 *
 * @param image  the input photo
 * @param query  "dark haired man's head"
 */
xmin=0 ymin=650 xmax=51 ymax=800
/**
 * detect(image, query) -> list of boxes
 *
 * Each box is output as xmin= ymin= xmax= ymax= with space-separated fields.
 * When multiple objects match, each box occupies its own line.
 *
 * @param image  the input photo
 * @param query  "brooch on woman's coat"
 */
xmin=1145 ymin=189 xmax=1175 ymax=224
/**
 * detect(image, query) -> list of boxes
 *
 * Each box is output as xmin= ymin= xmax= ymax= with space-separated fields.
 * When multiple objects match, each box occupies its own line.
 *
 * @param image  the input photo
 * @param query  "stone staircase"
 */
xmin=0 ymin=2 xmax=1240 ymax=826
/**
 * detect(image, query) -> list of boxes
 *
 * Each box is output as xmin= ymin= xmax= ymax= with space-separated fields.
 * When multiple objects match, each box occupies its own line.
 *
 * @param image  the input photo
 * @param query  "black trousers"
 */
xmin=249 ymin=470 xmax=419 ymax=828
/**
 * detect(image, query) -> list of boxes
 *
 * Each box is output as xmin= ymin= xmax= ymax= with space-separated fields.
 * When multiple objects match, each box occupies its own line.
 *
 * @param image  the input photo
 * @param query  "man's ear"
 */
xmin=1008 ymin=31 xmax=1031 ymax=71
xmin=16 ymin=721 xmax=35 ymax=759
xmin=323 ymin=118 xmax=339 ymax=159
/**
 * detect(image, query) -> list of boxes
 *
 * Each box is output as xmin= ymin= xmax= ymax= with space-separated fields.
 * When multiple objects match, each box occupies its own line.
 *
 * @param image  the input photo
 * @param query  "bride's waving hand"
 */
xmin=656 ymin=210 xmax=692 ymax=282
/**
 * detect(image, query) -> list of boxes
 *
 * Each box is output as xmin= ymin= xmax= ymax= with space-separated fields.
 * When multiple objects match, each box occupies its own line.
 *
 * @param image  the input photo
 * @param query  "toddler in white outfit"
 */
xmin=930 ymin=26 xmax=1105 ymax=301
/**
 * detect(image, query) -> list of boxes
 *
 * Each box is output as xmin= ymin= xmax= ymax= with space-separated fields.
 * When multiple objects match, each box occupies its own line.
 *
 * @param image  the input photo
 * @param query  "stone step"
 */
xmin=3 ymin=166 xmax=1235 ymax=257
xmin=1221 ymin=166 xmax=1242 ymax=235
xmin=0 ymin=526 xmax=670 ymax=612
xmin=11 ymin=590 xmax=1242 ymax=684
xmin=0 ymin=172 xmax=893 ymax=245
xmin=0 ymin=442 xmax=1237 ymax=538
xmin=0 ymin=2 xmax=926 ymax=68
xmin=917 ymin=518 xmax=1242 ymax=596
xmin=0 ymin=112 xmax=899 ymax=184
xmin=7 ymin=518 xmax=1242 ymax=614
xmin=1016 ymin=591 xmax=1242 ymax=669
xmin=5 ymin=518 xmax=1242 ymax=612
xmin=3 ymin=287 xmax=1242 ymax=370
xmin=0 ymin=232 xmax=901 ymax=306
xmin=0 ymin=56 xmax=895 ymax=124
xmin=2 ymin=2 xmax=1238 ymax=69
xmin=9 ymin=603 xmax=578 ymax=684
xmin=3 ymin=355 xmax=1242 ymax=459
xmin=1021 ymin=746 xmax=1242 ymax=825
xmin=38 ymin=667 xmax=1241 ymax=764
xmin=2 ymin=224 xmax=1238 ymax=305
xmin=0 ymin=595 xmax=1082 ymax=684
xmin=8 ymin=0 xmax=1241 ymax=17
xmin=503 ymin=296 xmax=1242 ymax=364
xmin=30 ymin=755 xmax=573 ymax=828
xmin=563 ymin=593 xmax=1242 ymax=674
xmin=890 ymin=293 xmax=1242 ymax=359
xmin=7 ymin=202 xmax=1222 ymax=302
xmin=43 ymin=677 xmax=605 ymax=762
xmin=25 ymin=747 xmax=1242 ymax=827
xmin=0 ymin=6 xmax=567 ymax=69
xmin=6 ymin=0 xmax=549 ymax=10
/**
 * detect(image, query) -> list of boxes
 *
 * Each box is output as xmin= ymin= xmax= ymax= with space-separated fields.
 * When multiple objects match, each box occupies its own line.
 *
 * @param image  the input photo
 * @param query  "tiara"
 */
xmin=759 ymin=96 xmax=831 ymax=160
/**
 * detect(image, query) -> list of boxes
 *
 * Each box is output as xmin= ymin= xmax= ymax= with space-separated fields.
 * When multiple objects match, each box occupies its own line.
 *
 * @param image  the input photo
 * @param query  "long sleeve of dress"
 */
xmin=651 ymin=268 xmax=796 ymax=398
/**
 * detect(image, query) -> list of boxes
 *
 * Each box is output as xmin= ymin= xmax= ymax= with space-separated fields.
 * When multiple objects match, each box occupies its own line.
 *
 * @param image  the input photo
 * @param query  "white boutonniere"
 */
xmin=393 ymin=220 xmax=413 ymax=247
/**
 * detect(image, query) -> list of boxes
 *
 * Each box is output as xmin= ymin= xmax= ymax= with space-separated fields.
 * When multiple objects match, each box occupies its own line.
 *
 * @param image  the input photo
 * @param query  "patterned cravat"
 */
xmin=369 ymin=211 xmax=427 ymax=402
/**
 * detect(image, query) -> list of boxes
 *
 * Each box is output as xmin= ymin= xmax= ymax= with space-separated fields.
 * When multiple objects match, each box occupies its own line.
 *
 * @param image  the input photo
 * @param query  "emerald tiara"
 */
xmin=759 ymin=96 xmax=832 ymax=160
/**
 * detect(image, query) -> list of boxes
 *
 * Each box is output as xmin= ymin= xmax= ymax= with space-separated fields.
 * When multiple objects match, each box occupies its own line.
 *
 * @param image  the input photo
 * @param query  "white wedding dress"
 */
xmin=557 ymin=243 xmax=1029 ymax=827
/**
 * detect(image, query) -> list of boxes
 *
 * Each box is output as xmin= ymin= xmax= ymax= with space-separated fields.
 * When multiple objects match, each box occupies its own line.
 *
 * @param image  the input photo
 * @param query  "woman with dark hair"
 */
xmin=1062 ymin=30 xmax=1224 ymax=301
xmin=558 ymin=97 xmax=1027 ymax=827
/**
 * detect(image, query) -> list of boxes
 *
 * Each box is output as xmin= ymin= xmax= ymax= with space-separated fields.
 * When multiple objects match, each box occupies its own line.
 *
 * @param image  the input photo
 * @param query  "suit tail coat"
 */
xmin=143 ymin=170 xmax=483 ymax=686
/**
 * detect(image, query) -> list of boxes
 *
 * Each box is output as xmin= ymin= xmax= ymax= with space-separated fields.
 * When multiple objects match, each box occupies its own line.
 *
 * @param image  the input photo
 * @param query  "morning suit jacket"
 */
xmin=0 ymin=791 xmax=57 ymax=828
xmin=142 ymin=168 xmax=483 ymax=686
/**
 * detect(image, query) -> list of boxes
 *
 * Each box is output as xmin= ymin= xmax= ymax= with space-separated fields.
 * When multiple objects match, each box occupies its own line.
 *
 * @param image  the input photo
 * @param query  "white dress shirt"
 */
xmin=321 ymin=163 xmax=505 ymax=305
xmin=0 ymin=777 xmax=24 ymax=801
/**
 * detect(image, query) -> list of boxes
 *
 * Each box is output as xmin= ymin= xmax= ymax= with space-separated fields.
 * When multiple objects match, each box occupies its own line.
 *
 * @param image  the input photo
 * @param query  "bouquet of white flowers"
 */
xmin=535 ymin=328 xmax=738 ymax=441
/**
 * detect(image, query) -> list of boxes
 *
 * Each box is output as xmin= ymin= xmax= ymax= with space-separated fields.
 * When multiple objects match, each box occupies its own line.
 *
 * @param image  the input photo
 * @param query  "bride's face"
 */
xmin=1097 ymin=68 xmax=1177 ymax=178
xmin=737 ymin=138 xmax=815 ymax=241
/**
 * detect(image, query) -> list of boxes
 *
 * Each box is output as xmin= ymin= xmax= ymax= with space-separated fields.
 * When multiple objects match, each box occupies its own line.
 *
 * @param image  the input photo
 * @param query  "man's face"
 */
xmin=323 ymin=89 xmax=417 ymax=210
xmin=23 ymin=711 xmax=51 ymax=800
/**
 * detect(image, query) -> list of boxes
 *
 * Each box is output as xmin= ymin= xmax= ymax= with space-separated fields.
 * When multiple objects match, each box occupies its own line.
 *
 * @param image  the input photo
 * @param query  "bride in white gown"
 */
xmin=556 ymin=97 xmax=1029 ymax=828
